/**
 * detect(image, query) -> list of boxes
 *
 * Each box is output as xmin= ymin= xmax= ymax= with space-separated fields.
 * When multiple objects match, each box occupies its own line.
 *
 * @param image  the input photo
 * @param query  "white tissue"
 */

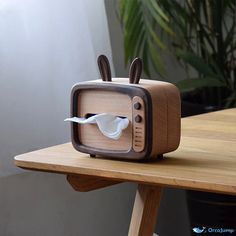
xmin=65 ymin=113 xmax=129 ymax=140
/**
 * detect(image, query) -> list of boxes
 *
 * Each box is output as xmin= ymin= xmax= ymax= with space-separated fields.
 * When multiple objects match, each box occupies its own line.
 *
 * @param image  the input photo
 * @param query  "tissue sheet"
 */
xmin=65 ymin=113 xmax=129 ymax=140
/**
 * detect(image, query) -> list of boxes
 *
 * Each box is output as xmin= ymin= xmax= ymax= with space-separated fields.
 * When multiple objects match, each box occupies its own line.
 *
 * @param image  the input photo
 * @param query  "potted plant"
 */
xmin=118 ymin=0 xmax=236 ymax=235
xmin=119 ymin=0 xmax=236 ymax=115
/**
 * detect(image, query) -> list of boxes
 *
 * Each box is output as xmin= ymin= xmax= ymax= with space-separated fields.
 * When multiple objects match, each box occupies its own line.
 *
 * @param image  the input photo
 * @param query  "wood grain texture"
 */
xmin=78 ymin=90 xmax=132 ymax=150
xmin=128 ymin=185 xmax=163 ymax=236
xmin=67 ymin=174 xmax=121 ymax=192
xmin=15 ymin=108 xmax=236 ymax=195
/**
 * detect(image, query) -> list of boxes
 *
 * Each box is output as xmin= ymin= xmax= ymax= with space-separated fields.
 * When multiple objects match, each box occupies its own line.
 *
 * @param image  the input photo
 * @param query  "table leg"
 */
xmin=128 ymin=184 xmax=163 ymax=236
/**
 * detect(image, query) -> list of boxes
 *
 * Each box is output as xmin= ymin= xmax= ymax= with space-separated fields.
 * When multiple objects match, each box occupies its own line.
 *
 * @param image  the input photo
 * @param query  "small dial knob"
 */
xmin=134 ymin=102 xmax=141 ymax=110
xmin=135 ymin=115 xmax=142 ymax=123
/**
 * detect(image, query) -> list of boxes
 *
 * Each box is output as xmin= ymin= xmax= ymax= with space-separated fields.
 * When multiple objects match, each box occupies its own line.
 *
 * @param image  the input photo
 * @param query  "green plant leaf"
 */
xmin=122 ymin=0 xmax=144 ymax=64
xmin=142 ymin=41 xmax=151 ymax=77
xmin=119 ymin=0 xmax=168 ymax=77
xmin=146 ymin=21 xmax=166 ymax=49
xmin=148 ymin=41 xmax=165 ymax=77
xmin=119 ymin=0 xmax=126 ymax=20
xmin=124 ymin=12 xmax=144 ymax=63
xmin=124 ymin=0 xmax=140 ymax=29
xmin=176 ymin=50 xmax=218 ymax=77
xmin=144 ymin=1 xmax=175 ymax=36
xmin=150 ymin=0 xmax=169 ymax=22
xmin=160 ymin=0 xmax=191 ymax=35
xmin=224 ymin=20 xmax=235 ymax=52
xmin=135 ymin=29 xmax=146 ymax=58
xmin=176 ymin=77 xmax=227 ymax=92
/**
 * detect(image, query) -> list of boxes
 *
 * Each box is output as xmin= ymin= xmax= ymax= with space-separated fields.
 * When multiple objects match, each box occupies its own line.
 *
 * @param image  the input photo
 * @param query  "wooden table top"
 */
xmin=15 ymin=108 xmax=236 ymax=195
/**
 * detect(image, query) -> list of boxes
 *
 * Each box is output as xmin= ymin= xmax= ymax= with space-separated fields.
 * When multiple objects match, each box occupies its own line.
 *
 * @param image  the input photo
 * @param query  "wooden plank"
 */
xmin=67 ymin=174 xmax=121 ymax=192
xmin=128 ymin=185 xmax=163 ymax=236
xmin=14 ymin=109 xmax=236 ymax=195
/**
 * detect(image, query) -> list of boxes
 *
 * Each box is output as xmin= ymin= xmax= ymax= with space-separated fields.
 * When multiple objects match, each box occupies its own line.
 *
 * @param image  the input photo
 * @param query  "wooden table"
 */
xmin=14 ymin=108 xmax=236 ymax=236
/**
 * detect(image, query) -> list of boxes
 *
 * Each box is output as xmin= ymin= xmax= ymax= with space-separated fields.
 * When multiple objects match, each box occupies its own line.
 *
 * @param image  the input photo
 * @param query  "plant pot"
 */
xmin=181 ymin=101 xmax=206 ymax=117
xmin=181 ymin=87 xmax=231 ymax=118
xmin=187 ymin=190 xmax=236 ymax=236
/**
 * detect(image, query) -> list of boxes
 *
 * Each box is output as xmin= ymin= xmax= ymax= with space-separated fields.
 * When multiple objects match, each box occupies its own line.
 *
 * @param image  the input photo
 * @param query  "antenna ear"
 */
xmin=97 ymin=55 xmax=112 ymax=82
xmin=129 ymin=58 xmax=142 ymax=84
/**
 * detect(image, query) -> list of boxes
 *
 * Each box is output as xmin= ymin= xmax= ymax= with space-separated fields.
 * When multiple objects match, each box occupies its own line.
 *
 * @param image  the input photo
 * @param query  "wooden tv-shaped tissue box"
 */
xmin=69 ymin=55 xmax=181 ymax=160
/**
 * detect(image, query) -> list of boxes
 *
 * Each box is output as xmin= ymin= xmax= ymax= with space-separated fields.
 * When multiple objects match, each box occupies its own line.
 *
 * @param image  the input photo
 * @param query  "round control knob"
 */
xmin=135 ymin=115 xmax=142 ymax=123
xmin=134 ymin=102 xmax=141 ymax=110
